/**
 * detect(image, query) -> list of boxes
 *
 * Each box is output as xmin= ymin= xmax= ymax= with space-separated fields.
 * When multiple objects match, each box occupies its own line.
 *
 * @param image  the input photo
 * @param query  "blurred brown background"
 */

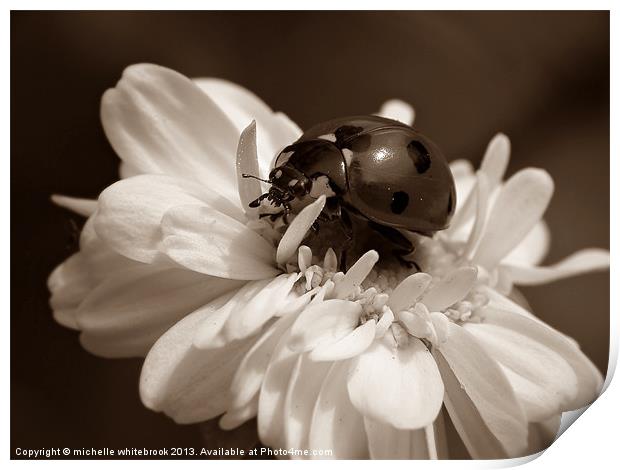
xmin=11 ymin=11 xmax=609 ymax=455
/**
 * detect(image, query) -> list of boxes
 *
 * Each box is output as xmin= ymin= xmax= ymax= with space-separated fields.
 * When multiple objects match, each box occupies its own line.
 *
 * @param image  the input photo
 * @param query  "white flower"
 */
xmin=48 ymin=63 xmax=609 ymax=459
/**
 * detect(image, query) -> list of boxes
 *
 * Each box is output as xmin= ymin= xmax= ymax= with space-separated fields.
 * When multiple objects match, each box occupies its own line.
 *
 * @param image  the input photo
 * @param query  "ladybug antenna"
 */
xmin=242 ymin=173 xmax=271 ymax=184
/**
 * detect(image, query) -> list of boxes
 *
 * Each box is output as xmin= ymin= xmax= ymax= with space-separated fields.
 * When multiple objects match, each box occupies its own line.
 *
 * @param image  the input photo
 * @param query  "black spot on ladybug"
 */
xmin=390 ymin=191 xmax=409 ymax=214
xmin=407 ymin=140 xmax=431 ymax=174
xmin=348 ymin=133 xmax=372 ymax=152
xmin=335 ymin=125 xmax=363 ymax=148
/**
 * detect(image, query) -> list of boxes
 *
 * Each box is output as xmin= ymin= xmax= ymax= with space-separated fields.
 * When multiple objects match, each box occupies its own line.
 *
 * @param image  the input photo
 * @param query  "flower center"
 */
xmin=289 ymin=242 xmax=486 ymax=348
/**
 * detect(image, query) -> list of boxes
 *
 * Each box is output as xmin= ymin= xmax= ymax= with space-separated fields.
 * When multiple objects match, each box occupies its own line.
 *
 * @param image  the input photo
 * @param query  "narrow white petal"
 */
xmin=288 ymin=299 xmax=362 ymax=352
xmin=139 ymin=292 xmax=256 ymax=424
xmin=257 ymin=329 xmax=300 ymax=448
xmin=94 ymin=174 xmax=244 ymax=264
xmin=347 ymin=337 xmax=443 ymax=430
xmin=229 ymin=313 xmax=299 ymax=409
xmin=298 ymin=245 xmax=312 ymax=272
xmin=276 ymin=195 xmax=326 ymax=265
xmin=462 ymin=172 xmax=490 ymax=259
xmin=501 ymin=248 xmax=609 ymax=285
xmin=223 ymin=273 xmax=299 ymax=340
xmin=309 ymin=361 xmax=369 ymax=459
xmin=51 ymin=195 xmax=97 ymax=217
xmin=161 ymin=204 xmax=279 ymax=280
xmin=284 ymin=354 xmax=332 ymax=451
xmin=480 ymin=133 xmax=510 ymax=186
xmin=78 ymin=216 xmax=137 ymax=277
xmin=310 ymin=320 xmax=376 ymax=362
xmin=323 ymin=247 xmax=338 ymax=272
xmin=527 ymin=414 xmax=561 ymax=454
xmin=236 ymin=120 xmax=263 ymax=213
xmin=376 ymin=99 xmax=415 ymax=125
xmin=430 ymin=311 xmax=450 ymax=344
xmin=399 ymin=309 xmax=432 ymax=339
xmin=480 ymin=307 xmax=603 ymax=411
xmin=76 ymin=266 xmax=242 ymax=358
xmin=446 ymin=134 xmax=507 ymax=240
xmin=101 ymin=64 xmax=240 ymax=200
xmin=504 ymin=221 xmax=550 ymax=267
xmin=364 ymin=418 xmax=432 ymax=459
xmin=434 ymin=348 xmax=509 ymax=459
xmin=472 ymin=169 xmax=554 ymax=269
xmin=333 ymin=250 xmax=379 ymax=299
xmin=192 ymin=279 xmax=271 ymax=348
xmin=421 ymin=266 xmax=478 ymax=311
xmin=48 ymin=253 xmax=95 ymax=328
xmin=465 ymin=321 xmax=579 ymax=422
xmin=219 ymin=399 xmax=258 ymax=430
xmin=449 ymin=159 xmax=476 ymax=215
xmin=387 ymin=272 xmax=432 ymax=313
xmin=436 ymin=322 xmax=529 ymax=457
xmin=374 ymin=308 xmax=394 ymax=338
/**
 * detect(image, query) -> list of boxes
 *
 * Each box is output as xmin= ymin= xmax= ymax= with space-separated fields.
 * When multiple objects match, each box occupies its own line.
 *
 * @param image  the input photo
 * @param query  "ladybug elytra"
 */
xmin=246 ymin=115 xmax=456 ymax=268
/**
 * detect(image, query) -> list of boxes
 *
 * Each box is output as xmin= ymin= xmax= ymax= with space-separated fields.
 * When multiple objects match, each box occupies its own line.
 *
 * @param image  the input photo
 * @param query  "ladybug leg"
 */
xmin=366 ymin=221 xmax=417 ymax=269
xmin=282 ymin=203 xmax=292 ymax=225
xmin=336 ymin=206 xmax=354 ymax=241
xmin=249 ymin=192 xmax=270 ymax=208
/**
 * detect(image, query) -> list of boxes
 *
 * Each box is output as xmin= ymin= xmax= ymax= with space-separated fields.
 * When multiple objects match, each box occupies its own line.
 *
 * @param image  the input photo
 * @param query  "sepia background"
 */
xmin=11 ymin=11 xmax=610 ymax=454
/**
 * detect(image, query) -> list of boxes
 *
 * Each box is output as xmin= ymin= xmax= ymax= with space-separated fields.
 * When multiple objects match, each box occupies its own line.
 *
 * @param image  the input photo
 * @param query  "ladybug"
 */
xmin=245 ymin=115 xmax=456 ymax=268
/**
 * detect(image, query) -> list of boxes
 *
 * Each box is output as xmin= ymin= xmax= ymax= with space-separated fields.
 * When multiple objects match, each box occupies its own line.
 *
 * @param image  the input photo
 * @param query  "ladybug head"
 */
xmin=267 ymin=165 xmax=312 ymax=198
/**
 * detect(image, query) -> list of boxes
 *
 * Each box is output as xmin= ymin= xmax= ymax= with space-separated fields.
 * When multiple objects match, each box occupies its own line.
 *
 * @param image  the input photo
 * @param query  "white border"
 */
xmin=4 ymin=2 xmax=615 ymax=468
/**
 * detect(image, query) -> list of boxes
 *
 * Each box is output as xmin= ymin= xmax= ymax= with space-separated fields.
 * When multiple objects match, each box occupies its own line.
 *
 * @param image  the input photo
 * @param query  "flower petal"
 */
xmin=364 ymin=418 xmax=436 ymax=459
xmin=333 ymin=250 xmax=379 ymax=299
xmin=449 ymin=159 xmax=476 ymax=213
xmin=388 ymin=272 xmax=432 ymax=313
xmin=222 ymin=273 xmax=299 ymax=341
xmin=445 ymin=134 xmax=510 ymax=240
xmin=436 ymin=322 xmax=528 ymax=458
xmin=219 ymin=399 xmax=258 ymax=431
xmin=527 ymin=414 xmax=561 ymax=454
xmin=479 ymin=307 xmax=603 ymax=411
xmin=464 ymin=321 xmax=579 ymax=422
xmin=194 ymin=77 xmax=301 ymax=175
xmin=161 ymin=204 xmax=280 ymax=280
xmin=501 ymin=248 xmax=609 ymax=285
xmin=420 ymin=266 xmax=477 ymax=311
xmin=276 ymin=195 xmax=326 ymax=265
xmin=284 ymin=354 xmax=332 ymax=452
xmin=236 ymin=120 xmax=263 ymax=213
xmin=49 ymin=216 xmax=141 ymax=329
xmin=434 ymin=349 xmax=508 ymax=458
xmin=376 ymin=99 xmax=415 ymax=125
xmin=229 ymin=312 xmax=300 ymax=409
xmin=139 ymin=291 xmax=256 ymax=424
xmin=94 ymin=174 xmax=244 ymax=264
xmin=503 ymin=221 xmax=550 ymax=267
xmin=257 ymin=328 xmax=300 ymax=448
xmin=101 ymin=64 xmax=240 ymax=201
xmin=347 ymin=337 xmax=444 ymax=430
xmin=462 ymin=172 xmax=490 ymax=259
xmin=310 ymin=320 xmax=376 ymax=362
xmin=472 ymin=168 xmax=554 ymax=269
xmin=309 ymin=361 xmax=369 ymax=459
xmin=191 ymin=279 xmax=271 ymax=348
xmin=479 ymin=133 xmax=510 ymax=187
xmin=288 ymin=299 xmax=362 ymax=353
xmin=48 ymin=253 xmax=94 ymax=329
xmin=76 ymin=266 xmax=242 ymax=358
xmin=51 ymin=195 xmax=97 ymax=217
